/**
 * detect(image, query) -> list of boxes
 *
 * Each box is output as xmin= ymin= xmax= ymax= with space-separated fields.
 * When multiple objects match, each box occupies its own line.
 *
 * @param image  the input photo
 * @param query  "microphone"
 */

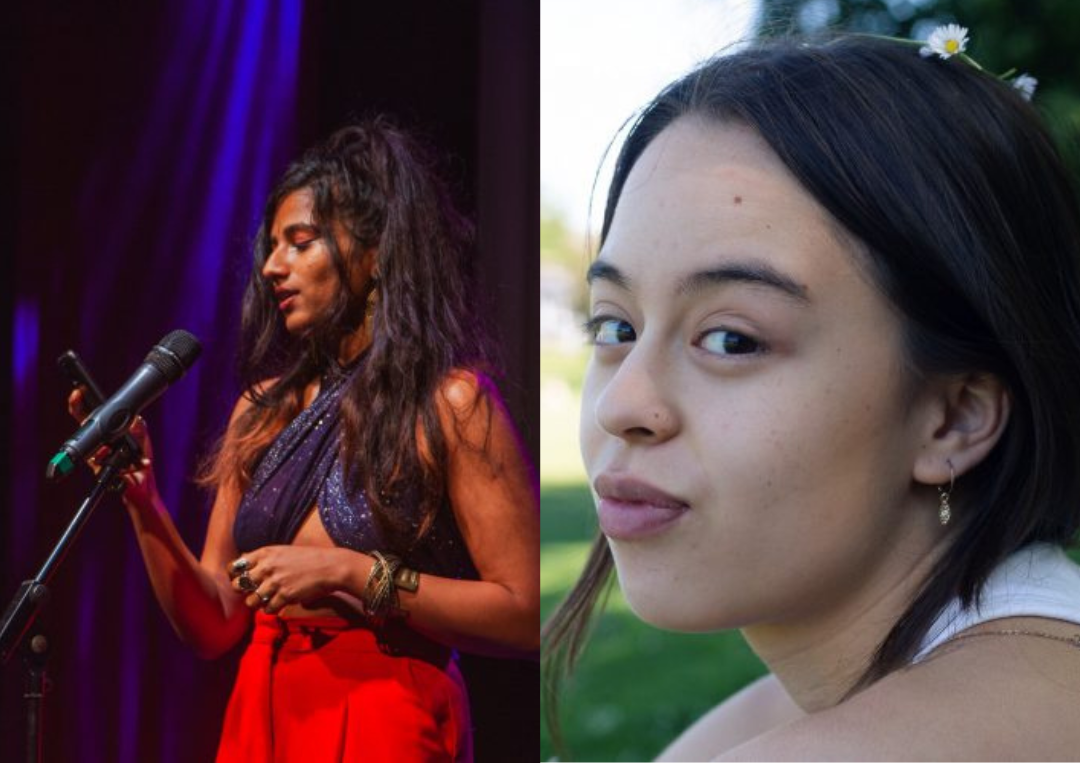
xmin=57 ymin=349 xmax=143 ymax=467
xmin=46 ymin=330 xmax=202 ymax=481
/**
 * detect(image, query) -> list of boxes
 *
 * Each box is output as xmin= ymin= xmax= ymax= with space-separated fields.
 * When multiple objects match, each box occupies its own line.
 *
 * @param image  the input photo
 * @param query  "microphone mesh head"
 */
xmin=145 ymin=330 xmax=202 ymax=381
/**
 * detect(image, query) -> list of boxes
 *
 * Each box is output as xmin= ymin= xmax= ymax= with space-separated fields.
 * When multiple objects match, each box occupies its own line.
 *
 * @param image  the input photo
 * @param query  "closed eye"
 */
xmin=292 ymin=236 xmax=320 ymax=252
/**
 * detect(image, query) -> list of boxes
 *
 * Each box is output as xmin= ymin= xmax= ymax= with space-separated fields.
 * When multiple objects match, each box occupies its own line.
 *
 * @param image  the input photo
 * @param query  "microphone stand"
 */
xmin=0 ymin=446 xmax=134 ymax=762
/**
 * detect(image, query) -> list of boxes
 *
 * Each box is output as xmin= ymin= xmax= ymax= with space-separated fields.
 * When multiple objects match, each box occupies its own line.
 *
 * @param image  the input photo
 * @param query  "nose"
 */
xmin=262 ymin=243 xmax=288 ymax=281
xmin=592 ymin=344 xmax=680 ymax=444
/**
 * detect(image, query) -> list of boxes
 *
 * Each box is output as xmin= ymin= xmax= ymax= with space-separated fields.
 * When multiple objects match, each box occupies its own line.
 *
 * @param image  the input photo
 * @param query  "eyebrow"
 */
xmin=586 ymin=258 xmax=810 ymax=304
xmin=585 ymin=260 xmax=630 ymax=289
xmin=678 ymin=262 xmax=810 ymax=303
xmin=270 ymin=223 xmax=320 ymax=247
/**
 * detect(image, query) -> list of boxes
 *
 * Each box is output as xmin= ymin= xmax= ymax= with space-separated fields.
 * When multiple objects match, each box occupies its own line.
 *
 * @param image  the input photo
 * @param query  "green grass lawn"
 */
xmin=540 ymin=345 xmax=766 ymax=761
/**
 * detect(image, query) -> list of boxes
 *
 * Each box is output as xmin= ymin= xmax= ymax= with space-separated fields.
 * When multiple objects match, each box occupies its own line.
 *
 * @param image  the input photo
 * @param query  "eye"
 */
xmin=584 ymin=316 xmax=636 ymax=346
xmin=698 ymin=328 xmax=763 ymax=356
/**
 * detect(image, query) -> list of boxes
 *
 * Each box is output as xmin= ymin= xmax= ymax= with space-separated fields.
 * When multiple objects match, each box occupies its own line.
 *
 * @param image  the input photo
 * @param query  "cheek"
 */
xmin=694 ymin=361 xmax=913 ymax=616
xmin=615 ymin=354 xmax=916 ymax=631
xmin=304 ymin=260 xmax=344 ymax=301
xmin=703 ymin=358 xmax=910 ymax=537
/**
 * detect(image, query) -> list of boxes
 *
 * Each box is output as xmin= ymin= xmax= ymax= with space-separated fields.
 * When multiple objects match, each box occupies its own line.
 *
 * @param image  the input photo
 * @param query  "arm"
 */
xmin=392 ymin=371 xmax=540 ymax=656
xmin=70 ymin=389 xmax=253 ymax=658
xmin=233 ymin=372 xmax=540 ymax=658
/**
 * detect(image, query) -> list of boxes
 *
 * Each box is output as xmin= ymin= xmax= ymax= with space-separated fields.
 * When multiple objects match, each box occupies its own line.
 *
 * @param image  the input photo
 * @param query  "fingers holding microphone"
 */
xmin=66 ymin=386 xmax=153 ymax=480
xmin=67 ymin=385 xmax=89 ymax=423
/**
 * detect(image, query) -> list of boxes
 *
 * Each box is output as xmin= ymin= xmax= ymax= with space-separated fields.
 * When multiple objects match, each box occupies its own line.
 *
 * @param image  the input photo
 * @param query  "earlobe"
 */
xmin=912 ymin=372 xmax=1011 ymax=486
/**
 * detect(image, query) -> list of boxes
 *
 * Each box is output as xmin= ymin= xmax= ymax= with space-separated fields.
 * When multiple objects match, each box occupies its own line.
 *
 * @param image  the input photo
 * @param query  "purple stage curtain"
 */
xmin=3 ymin=2 xmax=302 ymax=760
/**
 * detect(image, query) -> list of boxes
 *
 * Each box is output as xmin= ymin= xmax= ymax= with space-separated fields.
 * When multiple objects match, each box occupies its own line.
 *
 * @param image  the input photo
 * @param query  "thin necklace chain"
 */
xmin=945 ymin=629 xmax=1080 ymax=649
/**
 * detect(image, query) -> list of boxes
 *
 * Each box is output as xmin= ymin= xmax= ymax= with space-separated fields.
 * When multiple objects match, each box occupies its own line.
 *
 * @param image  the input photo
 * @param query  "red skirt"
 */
xmin=216 ymin=612 xmax=472 ymax=762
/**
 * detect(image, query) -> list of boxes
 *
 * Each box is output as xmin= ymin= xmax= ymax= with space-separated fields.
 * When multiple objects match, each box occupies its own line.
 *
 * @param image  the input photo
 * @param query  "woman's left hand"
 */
xmin=226 ymin=545 xmax=358 ymax=614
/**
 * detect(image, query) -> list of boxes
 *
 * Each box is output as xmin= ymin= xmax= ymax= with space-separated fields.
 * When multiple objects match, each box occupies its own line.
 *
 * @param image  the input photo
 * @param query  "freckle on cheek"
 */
xmin=734 ymin=195 xmax=743 ymax=205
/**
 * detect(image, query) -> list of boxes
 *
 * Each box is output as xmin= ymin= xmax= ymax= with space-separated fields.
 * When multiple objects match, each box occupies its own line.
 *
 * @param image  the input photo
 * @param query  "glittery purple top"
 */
xmin=232 ymin=366 xmax=479 ymax=580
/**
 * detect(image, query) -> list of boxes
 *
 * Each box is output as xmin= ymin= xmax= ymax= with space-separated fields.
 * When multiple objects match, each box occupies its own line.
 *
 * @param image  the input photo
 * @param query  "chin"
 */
xmin=617 ymin=570 xmax=747 ymax=634
xmin=283 ymin=315 xmax=314 ymax=336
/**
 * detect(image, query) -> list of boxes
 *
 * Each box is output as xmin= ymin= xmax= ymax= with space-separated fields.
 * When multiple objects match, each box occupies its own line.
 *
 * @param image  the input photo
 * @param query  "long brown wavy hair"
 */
xmin=202 ymin=117 xmax=496 ymax=552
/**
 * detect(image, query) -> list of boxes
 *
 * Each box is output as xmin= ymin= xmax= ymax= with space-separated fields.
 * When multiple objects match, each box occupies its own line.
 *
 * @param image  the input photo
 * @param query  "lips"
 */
xmin=594 ymin=474 xmax=690 ymax=541
xmin=274 ymin=288 xmax=298 ymax=311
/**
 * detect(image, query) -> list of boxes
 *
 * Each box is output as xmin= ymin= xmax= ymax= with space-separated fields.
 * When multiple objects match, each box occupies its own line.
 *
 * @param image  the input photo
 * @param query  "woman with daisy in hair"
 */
xmin=543 ymin=27 xmax=1080 ymax=760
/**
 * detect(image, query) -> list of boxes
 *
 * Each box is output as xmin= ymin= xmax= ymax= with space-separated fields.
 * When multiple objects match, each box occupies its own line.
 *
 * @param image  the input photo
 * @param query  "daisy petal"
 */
xmin=924 ymin=23 xmax=969 ymax=60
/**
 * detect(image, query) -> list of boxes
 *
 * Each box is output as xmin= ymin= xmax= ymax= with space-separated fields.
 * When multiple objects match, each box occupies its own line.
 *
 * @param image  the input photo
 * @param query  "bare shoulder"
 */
xmin=434 ymin=368 xmax=518 ymax=453
xmin=657 ymin=673 xmax=804 ymax=762
xmin=231 ymin=377 xmax=278 ymax=419
xmin=719 ymin=624 xmax=1080 ymax=761
xmin=437 ymin=368 xmax=500 ymax=416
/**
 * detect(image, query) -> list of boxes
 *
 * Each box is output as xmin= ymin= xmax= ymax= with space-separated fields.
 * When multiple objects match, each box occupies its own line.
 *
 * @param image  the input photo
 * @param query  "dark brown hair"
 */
xmin=544 ymin=35 xmax=1080 ymax=745
xmin=203 ymin=117 xmax=495 ymax=550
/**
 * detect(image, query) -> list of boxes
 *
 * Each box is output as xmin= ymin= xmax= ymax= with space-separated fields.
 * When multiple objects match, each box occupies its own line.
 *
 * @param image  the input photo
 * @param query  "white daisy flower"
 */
xmin=1012 ymin=73 xmax=1038 ymax=101
xmin=919 ymin=24 xmax=970 ymax=60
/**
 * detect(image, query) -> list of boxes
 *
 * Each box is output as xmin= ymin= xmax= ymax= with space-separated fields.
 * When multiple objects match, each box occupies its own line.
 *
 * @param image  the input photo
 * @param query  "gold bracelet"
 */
xmin=393 ymin=565 xmax=420 ymax=593
xmin=361 ymin=555 xmax=384 ymax=609
xmin=362 ymin=551 xmax=407 ymax=624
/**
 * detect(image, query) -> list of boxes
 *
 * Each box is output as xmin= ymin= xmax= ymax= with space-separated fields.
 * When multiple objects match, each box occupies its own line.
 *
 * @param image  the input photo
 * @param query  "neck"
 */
xmin=742 ymin=521 xmax=948 ymax=712
xmin=337 ymin=318 xmax=374 ymax=366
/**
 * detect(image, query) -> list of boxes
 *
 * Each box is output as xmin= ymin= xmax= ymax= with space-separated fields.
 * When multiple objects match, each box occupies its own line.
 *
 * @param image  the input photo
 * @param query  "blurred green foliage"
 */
xmin=541 ymin=204 xmax=591 ymax=319
xmin=540 ymin=345 xmax=588 ymax=393
xmin=541 ymin=203 xmax=588 ymax=270
xmin=761 ymin=0 xmax=1080 ymax=178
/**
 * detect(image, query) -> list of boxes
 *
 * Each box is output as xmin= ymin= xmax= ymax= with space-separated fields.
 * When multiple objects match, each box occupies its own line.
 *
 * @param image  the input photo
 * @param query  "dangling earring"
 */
xmin=938 ymin=460 xmax=955 ymax=526
xmin=365 ymin=282 xmax=379 ymax=318
xmin=362 ymin=268 xmax=379 ymax=317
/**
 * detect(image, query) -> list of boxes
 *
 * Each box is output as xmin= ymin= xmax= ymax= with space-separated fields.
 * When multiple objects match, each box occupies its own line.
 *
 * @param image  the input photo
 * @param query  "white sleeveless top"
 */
xmin=913 ymin=543 xmax=1080 ymax=662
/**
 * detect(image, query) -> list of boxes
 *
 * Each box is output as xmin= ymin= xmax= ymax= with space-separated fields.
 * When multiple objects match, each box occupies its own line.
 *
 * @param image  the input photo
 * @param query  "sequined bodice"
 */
xmin=232 ymin=368 xmax=478 ymax=581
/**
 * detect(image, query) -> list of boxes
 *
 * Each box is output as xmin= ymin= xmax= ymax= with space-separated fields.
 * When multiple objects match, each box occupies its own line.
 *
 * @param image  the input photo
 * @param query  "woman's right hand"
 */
xmin=67 ymin=386 xmax=161 ymax=510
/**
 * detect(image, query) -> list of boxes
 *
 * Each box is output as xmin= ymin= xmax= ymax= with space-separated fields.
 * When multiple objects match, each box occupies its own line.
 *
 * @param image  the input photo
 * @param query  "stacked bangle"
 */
xmin=361 ymin=552 xmax=421 ymax=625
xmin=393 ymin=565 xmax=420 ymax=593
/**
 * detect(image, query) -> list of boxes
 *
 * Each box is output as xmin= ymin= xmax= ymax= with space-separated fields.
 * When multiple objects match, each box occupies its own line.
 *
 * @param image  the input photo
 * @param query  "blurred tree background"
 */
xmin=761 ymin=0 xmax=1080 ymax=173
xmin=541 ymin=1 xmax=1080 ymax=760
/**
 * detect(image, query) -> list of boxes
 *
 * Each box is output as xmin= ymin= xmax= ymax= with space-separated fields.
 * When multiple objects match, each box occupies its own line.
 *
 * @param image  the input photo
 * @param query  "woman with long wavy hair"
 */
xmin=70 ymin=119 xmax=538 ymax=762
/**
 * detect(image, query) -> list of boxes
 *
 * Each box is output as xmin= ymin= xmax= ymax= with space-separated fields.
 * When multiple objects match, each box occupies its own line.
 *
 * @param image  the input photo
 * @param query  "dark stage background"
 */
xmin=0 ymin=2 xmax=538 ymax=761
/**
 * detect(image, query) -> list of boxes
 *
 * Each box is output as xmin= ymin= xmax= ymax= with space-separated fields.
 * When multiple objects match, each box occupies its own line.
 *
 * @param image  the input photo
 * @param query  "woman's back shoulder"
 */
xmin=433 ymin=367 xmax=510 ymax=439
xmin=657 ymin=673 xmax=804 ymax=761
xmin=437 ymin=367 xmax=500 ymax=409
xmin=720 ymin=618 xmax=1080 ymax=761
